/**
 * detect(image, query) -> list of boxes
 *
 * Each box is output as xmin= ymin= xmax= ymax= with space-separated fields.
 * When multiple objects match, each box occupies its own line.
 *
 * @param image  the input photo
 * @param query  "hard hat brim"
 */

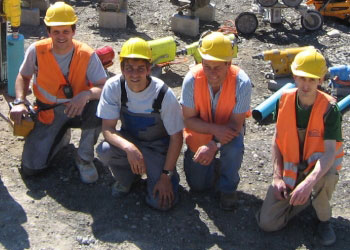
xmin=44 ymin=20 xmax=77 ymax=26
xmin=199 ymin=50 xmax=233 ymax=62
xmin=291 ymin=68 xmax=322 ymax=79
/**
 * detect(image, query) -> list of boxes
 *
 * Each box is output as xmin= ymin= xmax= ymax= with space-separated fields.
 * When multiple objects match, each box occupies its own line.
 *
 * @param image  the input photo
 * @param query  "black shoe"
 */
xmin=317 ymin=220 xmax=336 ymax=246
xmin=219 ymin=192 xmax=237 ymax=211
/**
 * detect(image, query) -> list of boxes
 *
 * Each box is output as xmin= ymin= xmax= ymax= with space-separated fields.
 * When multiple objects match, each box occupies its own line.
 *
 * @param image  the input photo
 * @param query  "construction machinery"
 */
xmin=0 ymin=0 xmax=23 ymax=96
xmin=306 ymin=0 xmax=350 ymax=24
xmin=235 ymin=0 xmax=324 ymax=35
xmin=170 ymin=0 xmax=210 ymax=15
xmin=252 ymin=46 xmax=315 ymax=79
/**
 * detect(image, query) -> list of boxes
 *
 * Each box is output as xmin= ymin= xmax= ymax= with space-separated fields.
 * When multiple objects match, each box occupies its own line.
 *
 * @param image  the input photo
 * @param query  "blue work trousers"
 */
xmin=97 ymin=133 xmax=179 ymax=211
xmin=184 ymin=132 xmax=244 ymax=194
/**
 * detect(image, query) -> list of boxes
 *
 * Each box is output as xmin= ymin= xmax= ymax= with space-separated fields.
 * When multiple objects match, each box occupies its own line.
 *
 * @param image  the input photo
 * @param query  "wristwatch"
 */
xmin=213 ymin=139 xmax=221 ymax=149
xmin=13 ymin=98 xmax=25 ymax=105
xmin=162 ymin=169 xmax=174 ymax=178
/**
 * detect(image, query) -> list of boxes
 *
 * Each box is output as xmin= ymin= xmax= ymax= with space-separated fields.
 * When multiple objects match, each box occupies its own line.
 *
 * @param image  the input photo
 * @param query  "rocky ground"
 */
xmin=1 ymin=0 xmax=350 ymax=249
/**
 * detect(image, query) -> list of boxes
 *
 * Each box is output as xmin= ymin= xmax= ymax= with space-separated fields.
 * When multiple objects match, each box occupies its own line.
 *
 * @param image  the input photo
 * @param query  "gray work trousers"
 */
xmin=22 ymin=101 xmax=101 ymax=171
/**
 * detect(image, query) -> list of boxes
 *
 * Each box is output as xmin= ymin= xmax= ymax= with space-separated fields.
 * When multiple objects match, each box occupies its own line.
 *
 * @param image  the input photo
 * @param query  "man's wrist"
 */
xmin=162 ymin=169 xmax=174 ymax=178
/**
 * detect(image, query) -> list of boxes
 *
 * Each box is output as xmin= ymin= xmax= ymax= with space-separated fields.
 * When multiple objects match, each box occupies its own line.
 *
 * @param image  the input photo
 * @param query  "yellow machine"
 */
xmin=252 ymin=46 xmax=315 ymax=78
xmin=1 ymin=0 xmax=21 ymax=35
xmin=7 ymin=102 xmax=36 ymax=137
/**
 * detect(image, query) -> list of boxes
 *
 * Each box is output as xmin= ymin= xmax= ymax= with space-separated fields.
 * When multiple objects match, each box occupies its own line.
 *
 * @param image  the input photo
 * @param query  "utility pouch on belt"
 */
xmin=297 ymin=161 xmax=308 ymax=172
xmin=8 ymin=102 xmax=36 ymax=137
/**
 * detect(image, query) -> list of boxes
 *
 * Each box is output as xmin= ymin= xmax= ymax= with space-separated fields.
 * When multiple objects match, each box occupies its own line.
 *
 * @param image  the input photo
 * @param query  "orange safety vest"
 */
xmin=33 ymin=38 xmax=94 ymax=124
xmin=276 ymin=88 xmax=344 ymax=190
xmin=183 ymin=64 xmax=239 ymax=153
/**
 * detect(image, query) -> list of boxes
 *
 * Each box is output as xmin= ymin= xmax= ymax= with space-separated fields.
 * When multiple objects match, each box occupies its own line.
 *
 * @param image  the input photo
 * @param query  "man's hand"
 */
xmin=212 ymin=124 xmax=239 ymax=145
xmin=153 ymin=174 xmax=174 ymax=209
xmin=289 ymin=180 xmax=313 ymax=206
xmin=272 ymin=177 xmax=288 ymax=200
xmin=10 ymin=104 xmax=28 ymax=125
xmin=125 ymin=143 xmax=146 ymax=175
xmin=64 ymin=90 xmax=91 ymax=118
xmin=193 ymin=141 xmax=217 ymax=165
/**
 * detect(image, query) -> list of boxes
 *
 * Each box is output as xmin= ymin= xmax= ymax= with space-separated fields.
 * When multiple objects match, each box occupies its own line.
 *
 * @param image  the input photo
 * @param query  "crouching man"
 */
xmin=180 ymin=32 xmax=252 ymax=210
xmin=257 ymin=49 xmax=343 ymax=246
xmin=10 ymin=2 xmax=107 ymax=183
xmin=96 ymin=38 xmax=183 ymax=210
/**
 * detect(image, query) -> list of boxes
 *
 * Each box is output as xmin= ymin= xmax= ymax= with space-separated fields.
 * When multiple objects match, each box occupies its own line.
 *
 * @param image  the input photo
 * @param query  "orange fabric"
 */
xmin=33 ymin=38 xmax=93 ymax=124
xmin=184 ymin=64 xmax=239 ymax=152
xmin=276 ymin=89 xmax=343 ymax=189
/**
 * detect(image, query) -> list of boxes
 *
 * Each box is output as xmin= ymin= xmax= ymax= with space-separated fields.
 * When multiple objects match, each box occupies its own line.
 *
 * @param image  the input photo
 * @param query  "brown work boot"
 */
xmin=317 ymin=220 xmax=336 ymax=246
xmin=219 ymin=192 xmax=237 ymax=211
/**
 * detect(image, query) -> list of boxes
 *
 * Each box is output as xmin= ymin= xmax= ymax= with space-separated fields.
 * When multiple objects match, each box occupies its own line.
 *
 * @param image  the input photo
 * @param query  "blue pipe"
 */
xmin=252 ymin=82 xmax=295 ymax=121
xmin=6 ymin=33 xmax=24 ymax=97
xmin=338 ymin=95 xmax=350 ymax=112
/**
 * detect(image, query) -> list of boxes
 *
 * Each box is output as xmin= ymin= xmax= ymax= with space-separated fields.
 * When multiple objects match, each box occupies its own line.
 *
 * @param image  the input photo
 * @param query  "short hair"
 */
xmin=46 ymin=24 xmax=76 ymax=33
xmin=120 ymin=58 xmax=152 ymax=70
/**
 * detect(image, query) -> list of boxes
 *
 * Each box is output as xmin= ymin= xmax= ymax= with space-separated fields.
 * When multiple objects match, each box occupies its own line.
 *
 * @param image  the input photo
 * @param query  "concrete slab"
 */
xmin=98 ymin=9 xmax=127 ymax=29
xmin=194 ymin=3 xmax=215 ymax=22
xmin=171 ymin=14 xmax=199 ymax=37
xmin=21 ymin=8 xmax=40 ymax=26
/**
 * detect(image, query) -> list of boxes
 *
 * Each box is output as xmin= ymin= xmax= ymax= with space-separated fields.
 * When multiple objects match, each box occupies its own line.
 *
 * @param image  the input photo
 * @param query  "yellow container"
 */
xmin=148 ymin=37 xmax=176 ymax=64
xmin=8 ymin=117 xmax=35 ymax=137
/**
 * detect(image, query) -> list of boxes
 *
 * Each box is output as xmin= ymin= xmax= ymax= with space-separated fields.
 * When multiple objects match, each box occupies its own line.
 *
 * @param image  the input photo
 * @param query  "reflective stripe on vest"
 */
xmin=183 ymin=64 xmax=239 ymax=152
xmin=276 ymin=88 xmax=343 ymax=190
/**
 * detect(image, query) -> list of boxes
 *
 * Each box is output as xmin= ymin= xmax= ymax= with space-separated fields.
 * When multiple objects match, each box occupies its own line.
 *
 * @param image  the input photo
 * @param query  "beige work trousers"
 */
xmin=257 ymin=166 xmax=339 ymax=232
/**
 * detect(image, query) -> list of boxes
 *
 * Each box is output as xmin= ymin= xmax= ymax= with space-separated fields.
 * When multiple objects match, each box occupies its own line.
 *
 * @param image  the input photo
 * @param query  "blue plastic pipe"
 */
xmin=6 ymin=33 xmax=24 ymax=97
xmin=252 ymin=82 xmax=295 ymax=121
xmin=338 ymin=95 xmax=350 ymax=112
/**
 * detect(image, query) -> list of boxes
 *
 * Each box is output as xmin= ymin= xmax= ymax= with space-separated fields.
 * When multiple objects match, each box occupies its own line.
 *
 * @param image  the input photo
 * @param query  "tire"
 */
xmin=301 ymin=10 xmax=323 ymax=31
xmin=282 ymin=0 xmax=303 ymax=7
xmin=256 ymin=0 xmax=278 ymax=7
xmin=235 ymin=12 xmax=258 ymax=35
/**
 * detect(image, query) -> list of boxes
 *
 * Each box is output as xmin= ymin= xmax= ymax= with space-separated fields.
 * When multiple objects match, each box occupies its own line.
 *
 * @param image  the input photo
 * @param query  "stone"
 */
xmin=171 ymin=14 xmax=199 ymax=37
xmin=194 ymin=3 xmax=215 ymax=22
xmin=98 ymin=9 xmax=127 ymax=29
xmin=21 ymin=8 xmax=40 ymax=26
xmin=327 ymin=29 xmax=341 ymax=38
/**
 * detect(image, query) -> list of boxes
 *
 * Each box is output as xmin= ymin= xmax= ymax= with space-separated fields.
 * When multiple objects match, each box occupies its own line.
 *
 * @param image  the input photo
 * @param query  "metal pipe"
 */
xmin=252 ymin=82 xmax=295 ymax=121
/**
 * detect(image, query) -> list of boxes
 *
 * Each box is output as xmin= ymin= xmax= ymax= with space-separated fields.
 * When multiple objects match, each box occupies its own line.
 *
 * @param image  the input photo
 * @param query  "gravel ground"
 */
xmin=0 ymin=0 xmax=350 ymax=249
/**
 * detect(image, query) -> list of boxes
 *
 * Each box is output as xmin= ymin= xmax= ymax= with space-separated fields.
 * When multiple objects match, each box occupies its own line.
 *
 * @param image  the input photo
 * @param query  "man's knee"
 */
xmin=20 ymin=165 xmax=46 ymax=177
xmin=256 ymin=210 xmax=282 ymax=232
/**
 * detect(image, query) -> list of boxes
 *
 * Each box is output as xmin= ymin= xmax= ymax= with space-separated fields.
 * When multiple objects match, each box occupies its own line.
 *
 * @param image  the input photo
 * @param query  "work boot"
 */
xmin=75 ymin=156 xmax=98 ymax=184
xmin=219 ymin=192 xmax=237 ymax=211
xmin=111 ymin=180 xmax=131 ymax=198
xmin=317 ymin=220 xmax=336 ymax=246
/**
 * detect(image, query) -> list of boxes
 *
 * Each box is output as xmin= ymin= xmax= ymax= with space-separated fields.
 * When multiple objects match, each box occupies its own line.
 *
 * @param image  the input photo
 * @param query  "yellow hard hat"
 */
xmin=119 ymin=38 xmax=152 ymax=63
xmin=44 ymin=2 xmax=78 ymax=26
xmin=198 ymin=31 xmax=236 ymax=62
xmin=291 ymin=49 xmax=327 ymax=79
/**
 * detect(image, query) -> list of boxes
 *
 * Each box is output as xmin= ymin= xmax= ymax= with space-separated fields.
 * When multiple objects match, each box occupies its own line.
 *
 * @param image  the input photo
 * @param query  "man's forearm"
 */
xmin=163 ymin=131 xmax=183 ymax=171
xmin=272 ymin=133 xmax=284 ymax=180
xmin=15 ymin=74 xmax=31 ymax=100
xmin=184 ymin=116 xmax=217 ymax=135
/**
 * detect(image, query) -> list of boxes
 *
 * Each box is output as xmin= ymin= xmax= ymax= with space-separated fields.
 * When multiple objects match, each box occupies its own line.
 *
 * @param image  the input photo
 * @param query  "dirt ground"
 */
xmin=1 ymin=0 xmax=350 ymax=249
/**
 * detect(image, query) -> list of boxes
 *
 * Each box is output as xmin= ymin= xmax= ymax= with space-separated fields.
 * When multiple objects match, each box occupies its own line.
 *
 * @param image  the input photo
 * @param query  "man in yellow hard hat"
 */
xmin=257 ymin=49 xmax=343 ymax=246
xmin=180 ymin=31 xmax=252 ymax=210
xmin=96 ymin=38 xmax=183 ymax=210
xmin=10 ymin=2 xmax=107 ymax=183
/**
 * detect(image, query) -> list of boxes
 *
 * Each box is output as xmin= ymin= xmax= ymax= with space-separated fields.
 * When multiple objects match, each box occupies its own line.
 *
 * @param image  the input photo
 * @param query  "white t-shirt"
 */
xmin=97 ymin=74 xmax=184 ymax=136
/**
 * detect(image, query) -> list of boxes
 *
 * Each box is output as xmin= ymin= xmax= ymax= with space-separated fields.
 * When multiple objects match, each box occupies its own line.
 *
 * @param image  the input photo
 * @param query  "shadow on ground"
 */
xmin=20 ymin=145 xmax=350 ymax=249
xmin=0 ymin=177 xmax=29 ymax=249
